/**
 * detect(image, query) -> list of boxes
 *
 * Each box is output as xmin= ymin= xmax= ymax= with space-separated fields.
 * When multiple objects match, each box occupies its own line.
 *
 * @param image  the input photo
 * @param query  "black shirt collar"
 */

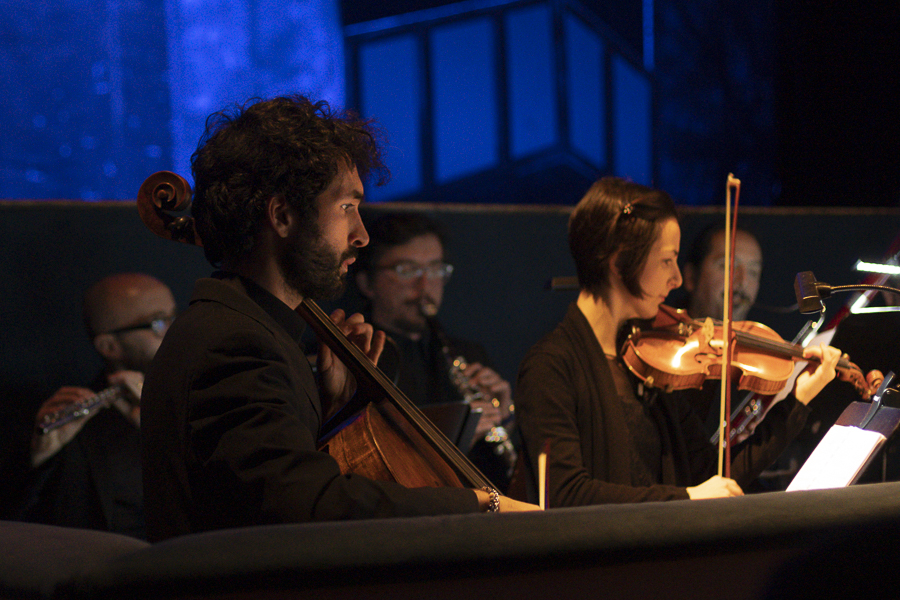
xmin=210 ymin=271 xmax=307 ymax=344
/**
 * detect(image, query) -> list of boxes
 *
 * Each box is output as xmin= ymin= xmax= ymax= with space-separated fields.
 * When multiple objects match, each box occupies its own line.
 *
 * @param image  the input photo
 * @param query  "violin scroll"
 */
xmin=833 ymin=357 xmax=876 ymax=401
xmin=137 ymin=171 xmax=201 ymax=246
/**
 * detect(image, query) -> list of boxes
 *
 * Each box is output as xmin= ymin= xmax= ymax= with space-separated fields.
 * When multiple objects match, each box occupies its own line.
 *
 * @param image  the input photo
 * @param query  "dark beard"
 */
xmin=279 ymin=223 xmax=355 ymax=301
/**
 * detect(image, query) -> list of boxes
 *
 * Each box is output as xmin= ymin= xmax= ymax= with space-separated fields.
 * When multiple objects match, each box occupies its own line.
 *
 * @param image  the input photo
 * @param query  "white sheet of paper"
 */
xmin=787 ymin=424 xmax=885 ymax=492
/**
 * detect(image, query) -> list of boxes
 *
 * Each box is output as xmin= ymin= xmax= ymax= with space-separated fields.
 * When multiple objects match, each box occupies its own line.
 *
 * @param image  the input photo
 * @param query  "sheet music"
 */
xmin=786 ymin=424 xmax=885 ymax=492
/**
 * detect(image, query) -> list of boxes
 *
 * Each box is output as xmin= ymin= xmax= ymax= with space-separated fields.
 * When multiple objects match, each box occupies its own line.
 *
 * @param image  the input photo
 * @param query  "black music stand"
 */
xmin=788 ymin=372 xmax=900 ymax=491
xmin=419 ymin=402 xmax=479 ymax=450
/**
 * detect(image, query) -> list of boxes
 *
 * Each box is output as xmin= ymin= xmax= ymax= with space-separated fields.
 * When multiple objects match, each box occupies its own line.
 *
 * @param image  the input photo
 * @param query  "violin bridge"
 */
xmin=699 ymin=317 xmax=715 ymax=349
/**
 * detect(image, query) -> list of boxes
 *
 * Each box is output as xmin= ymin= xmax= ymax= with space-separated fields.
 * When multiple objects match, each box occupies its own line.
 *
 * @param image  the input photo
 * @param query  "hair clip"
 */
xmin=622 ymin=203 xmax=633 ymax=215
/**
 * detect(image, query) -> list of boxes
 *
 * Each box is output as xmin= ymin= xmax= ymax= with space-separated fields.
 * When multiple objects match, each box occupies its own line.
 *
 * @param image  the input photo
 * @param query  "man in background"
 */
xmin=676 ymin=225 xmax=765 ymax=430
xmin=681 ymin=225 xmax=763 ymax=322
xmin=354 ymin=212 xmax=516 ymax=490
xmin=13 ymin=272 xmax=176 ymax=539
xmin=679 ymin=225 xmax=818 ymax=490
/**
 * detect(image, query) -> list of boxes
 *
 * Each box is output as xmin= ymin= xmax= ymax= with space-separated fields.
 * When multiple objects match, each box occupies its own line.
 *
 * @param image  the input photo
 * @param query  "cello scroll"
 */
xmin=137 ymin=171 xmax=200 ymax=246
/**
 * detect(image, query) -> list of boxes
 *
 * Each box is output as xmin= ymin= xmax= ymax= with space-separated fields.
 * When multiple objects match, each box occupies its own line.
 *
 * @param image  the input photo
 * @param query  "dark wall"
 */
xmin=5 ymin=200 xmax=900 ymax=391
xmin=776 ymin=3 xmax=900 ymax=207
xmin=3 ymin=201 xmax=899 ymax=446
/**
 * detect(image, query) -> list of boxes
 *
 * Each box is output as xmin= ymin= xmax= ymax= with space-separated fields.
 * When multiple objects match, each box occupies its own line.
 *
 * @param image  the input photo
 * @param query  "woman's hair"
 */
xmin=568 ymin=177 xmax=678 ymax=299
xmin=190 ymin=95 xmax=387 ymax=267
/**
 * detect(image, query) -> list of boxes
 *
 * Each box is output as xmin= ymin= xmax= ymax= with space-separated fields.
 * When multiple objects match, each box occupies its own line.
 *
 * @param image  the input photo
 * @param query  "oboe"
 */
xmin=421 ymin=300 xmax=517 ymax=477
xmin=36 ymin=386 xmax=124 ymax=434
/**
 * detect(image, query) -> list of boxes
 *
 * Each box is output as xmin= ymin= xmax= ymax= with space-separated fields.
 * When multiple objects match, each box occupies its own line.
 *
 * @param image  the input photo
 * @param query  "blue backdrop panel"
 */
xmin=565 ymin=12 xmax=606 ymax=170
xmin=430 ymin=17 xmax=499 ymax=183
xmin=1 ymin=0 xmax=170 ymax=200
xmin=360 ymin=34 xmax=423 ymax=201
xmin=612 ymin=55 xmax=652 ymax=184
xmin=506 ymin=3 xmax=557 ymax=159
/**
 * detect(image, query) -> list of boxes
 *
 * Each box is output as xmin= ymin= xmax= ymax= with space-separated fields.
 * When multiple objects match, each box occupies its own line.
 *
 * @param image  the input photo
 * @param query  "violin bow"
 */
xmin=718 ymin=174 xmax=741 ymax=478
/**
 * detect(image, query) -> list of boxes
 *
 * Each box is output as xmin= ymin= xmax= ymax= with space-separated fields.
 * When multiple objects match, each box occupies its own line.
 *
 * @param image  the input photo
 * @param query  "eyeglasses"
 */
xmin=377 ymin=261 xmax=454 ymax=280
xmin=105 ymin=315 xmax=175 ymax=337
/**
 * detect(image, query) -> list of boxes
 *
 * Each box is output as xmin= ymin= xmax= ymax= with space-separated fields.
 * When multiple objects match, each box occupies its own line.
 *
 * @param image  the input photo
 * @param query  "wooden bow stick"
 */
xmin=718 ymin=174 xmax=741 ymax=478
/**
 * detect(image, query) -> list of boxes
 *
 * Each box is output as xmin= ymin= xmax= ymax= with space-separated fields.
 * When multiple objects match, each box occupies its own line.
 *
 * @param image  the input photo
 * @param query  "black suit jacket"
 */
xmin=15 ymin=406 xmax=144 ymax=539
xmin=142 ymin=274 xmax=477 ymax=542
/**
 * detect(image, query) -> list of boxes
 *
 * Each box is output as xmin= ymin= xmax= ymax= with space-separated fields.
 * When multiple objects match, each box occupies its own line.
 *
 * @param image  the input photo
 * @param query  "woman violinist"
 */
xmin=515 ymin=177 xmax=873 ymax=506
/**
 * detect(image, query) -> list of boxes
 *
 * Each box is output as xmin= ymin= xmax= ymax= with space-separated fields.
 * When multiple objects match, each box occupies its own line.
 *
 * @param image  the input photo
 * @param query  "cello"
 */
xmin=136 ymin=171 xmax=498 ymax=492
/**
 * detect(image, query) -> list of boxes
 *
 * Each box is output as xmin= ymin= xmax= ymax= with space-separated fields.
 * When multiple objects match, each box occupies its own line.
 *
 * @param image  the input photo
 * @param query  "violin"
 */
xmin=620 ymin=304 xmax=874 ymax=400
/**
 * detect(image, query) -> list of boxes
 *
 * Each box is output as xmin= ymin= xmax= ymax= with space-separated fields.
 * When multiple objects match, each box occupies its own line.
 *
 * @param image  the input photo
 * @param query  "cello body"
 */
xmin=319 ymin=403 xmax=464 ymax=487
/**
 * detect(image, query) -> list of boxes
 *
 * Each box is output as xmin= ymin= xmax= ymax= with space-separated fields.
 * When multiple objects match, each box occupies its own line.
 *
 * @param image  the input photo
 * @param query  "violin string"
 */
xmin=687 ymin=320 xmax=854 ymax=371
xmin=730 ymin=329 xmax=855 ymax=371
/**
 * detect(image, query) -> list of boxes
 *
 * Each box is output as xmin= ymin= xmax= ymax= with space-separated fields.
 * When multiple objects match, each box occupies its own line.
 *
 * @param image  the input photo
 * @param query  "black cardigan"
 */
xmin=515 ymin=302 xmax=810 ymax=507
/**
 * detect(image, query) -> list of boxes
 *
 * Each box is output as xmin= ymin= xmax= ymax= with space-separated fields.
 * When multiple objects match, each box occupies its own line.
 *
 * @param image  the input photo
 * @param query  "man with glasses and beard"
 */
xmin=140 ymin=96 xmax=536 ymax=542
xmin=670 ymin=225 xmax=765 ymax=430
xmin=354 ymin=213 xmax=516 ymax=491
xmin=674 ymin=224 xmax=800 ymax=490
xmin=14 ymin=272 xmax=176 ymax=539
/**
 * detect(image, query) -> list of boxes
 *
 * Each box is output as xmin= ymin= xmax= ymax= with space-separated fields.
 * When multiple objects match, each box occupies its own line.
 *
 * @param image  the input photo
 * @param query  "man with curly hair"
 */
xmin=141 ymin=96 xmax=535 ymax=541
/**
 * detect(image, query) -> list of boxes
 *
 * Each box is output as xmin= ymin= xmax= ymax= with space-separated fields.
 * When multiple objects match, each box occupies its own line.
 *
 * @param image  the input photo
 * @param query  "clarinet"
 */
xmin=421 ymin=301 xmax=517 ymax=479
xmin=36 ymin=386 xmax=124 ymax=434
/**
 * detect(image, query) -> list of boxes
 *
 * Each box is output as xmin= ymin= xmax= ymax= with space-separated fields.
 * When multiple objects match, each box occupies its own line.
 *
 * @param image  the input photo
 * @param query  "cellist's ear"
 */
xmin=266 ymin=195 xmax=296 ymax=239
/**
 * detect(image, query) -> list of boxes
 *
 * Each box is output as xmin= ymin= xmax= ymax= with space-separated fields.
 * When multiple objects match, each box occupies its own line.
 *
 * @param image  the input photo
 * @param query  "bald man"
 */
xmin=14 ymin=273 xmax=176 ymax=538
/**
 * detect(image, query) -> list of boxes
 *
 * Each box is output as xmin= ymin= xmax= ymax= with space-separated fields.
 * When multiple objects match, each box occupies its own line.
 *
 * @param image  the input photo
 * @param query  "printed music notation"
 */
xmin=787 ymin=425 xmax=885 ymax=492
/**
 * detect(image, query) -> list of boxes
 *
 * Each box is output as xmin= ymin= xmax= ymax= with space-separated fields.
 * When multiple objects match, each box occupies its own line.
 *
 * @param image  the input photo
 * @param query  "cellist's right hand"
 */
xmin=686 ymin=475 xmax=743 ymax=500
xmin=473 ymin=489 xmax=542 ymax=511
